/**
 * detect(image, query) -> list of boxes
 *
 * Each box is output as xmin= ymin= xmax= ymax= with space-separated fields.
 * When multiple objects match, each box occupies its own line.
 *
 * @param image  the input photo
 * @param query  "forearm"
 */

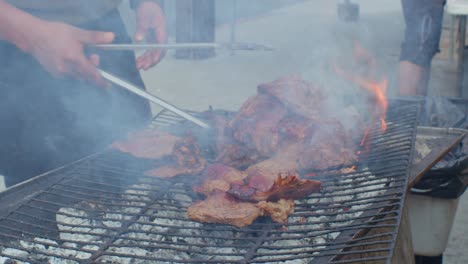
xmin=0 ymin=0 xmax=44 ymax=52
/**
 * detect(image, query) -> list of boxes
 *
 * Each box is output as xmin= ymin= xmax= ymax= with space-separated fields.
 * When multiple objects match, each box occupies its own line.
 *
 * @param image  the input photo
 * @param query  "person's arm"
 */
xmin=0 ymin=0 xmax=41 ymax=51
xmin=0 ymin=0 xmax=114 ymax=87
xmin=131 ymin=0 xmax=168 ymax=70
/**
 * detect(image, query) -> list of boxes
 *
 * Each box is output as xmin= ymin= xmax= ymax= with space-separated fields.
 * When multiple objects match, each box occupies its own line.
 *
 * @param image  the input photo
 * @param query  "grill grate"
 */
xmin=0 ymin=101 xmax=420 ymax=264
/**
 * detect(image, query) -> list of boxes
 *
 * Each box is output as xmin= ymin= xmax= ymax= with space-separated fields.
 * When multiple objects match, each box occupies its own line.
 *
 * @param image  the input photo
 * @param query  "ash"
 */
xmin=0 ymin=167 xmax=389 ymax=263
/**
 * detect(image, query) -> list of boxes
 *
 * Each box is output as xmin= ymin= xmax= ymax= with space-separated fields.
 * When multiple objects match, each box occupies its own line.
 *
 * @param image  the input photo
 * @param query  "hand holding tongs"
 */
xmin=98 ymin=69 xmax=210 ymax=129
xmin=94 ymin=42 xmax=275 ymax=52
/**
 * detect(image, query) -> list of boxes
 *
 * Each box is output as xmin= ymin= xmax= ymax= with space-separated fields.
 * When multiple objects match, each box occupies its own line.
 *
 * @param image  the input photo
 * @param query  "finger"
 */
xmin=75 ymin=55 xmax=107 ymax=88
xmin=77 ymin=29 xmax=115 ymax=44
xmin=143 ymin=51 xmax=161 ymax=70
xmin=134 ymin=15 xmax=150 ymax=42
xmin=89 ymin=54 xmax=100 ymax=67
xmin=136 ymin=51 xmax=152 ymax=69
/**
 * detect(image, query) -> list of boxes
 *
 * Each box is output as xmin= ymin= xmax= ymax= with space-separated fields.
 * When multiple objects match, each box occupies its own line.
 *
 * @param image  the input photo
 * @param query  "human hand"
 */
xmin=24 ymin=21 xmax=114 ymax=87
xmin=134 ymin=1 xmax=168 ymax=70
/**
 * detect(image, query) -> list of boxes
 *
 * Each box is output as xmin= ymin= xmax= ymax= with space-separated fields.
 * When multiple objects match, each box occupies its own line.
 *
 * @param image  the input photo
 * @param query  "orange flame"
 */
xmin=333 ymin=64 xmax=388 ymax=133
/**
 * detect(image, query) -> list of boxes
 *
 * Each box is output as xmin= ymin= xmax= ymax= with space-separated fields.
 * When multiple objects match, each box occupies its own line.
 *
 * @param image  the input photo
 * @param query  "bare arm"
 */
xmin=0 ymin=0 xmax=42 ymax=51
xmin=0 ymin=0 xmax=114 ymax=87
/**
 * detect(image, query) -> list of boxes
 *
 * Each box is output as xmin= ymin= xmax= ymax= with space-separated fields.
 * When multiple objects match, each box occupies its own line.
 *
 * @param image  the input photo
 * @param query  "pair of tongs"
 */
xmin=99 ymin=70 xmax=210 ymax=129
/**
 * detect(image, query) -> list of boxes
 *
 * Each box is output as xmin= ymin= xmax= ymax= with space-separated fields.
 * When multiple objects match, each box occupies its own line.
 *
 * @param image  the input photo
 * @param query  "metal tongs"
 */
xmin=95 ymin=42 xmax=275 ymax=52
xmin=99 ymin=70 xmax=210 ymax=129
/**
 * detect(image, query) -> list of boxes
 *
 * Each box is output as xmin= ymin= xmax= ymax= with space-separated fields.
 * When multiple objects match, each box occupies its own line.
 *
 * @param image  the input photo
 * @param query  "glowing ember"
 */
xmin=341 ymin=166 xmax=356 ymax=174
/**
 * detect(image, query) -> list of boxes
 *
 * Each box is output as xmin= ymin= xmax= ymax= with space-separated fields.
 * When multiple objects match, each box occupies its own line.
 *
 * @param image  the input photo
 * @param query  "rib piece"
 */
xmin=194 ymin=164 xmax=247 ymax=196
xmin=112 ymin=130 xmax=180 ymax=160
xmin=187 ymin=192 xmax=263 ymax=228
xmin=257 ymin=199 xmax=295 ymax=223
xmin=257 ymin=75 xmax=325 ymax=120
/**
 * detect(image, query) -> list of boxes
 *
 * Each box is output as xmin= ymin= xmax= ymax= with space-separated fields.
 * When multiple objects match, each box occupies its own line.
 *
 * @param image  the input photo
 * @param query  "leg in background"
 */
xmin=398 ymin=0 xmax=446 ymax=96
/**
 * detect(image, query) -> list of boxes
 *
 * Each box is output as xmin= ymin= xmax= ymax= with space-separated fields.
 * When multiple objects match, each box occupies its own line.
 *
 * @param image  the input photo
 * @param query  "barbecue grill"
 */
xmin=0 ymin=100 xmax=420 ymax=264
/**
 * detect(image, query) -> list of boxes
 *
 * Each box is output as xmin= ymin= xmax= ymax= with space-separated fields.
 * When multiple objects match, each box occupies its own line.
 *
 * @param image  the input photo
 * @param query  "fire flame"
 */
xmin=333 ymin=41 xmax=389 ymax=154
xmin=333 ymin=64 xmax=388 ymax=133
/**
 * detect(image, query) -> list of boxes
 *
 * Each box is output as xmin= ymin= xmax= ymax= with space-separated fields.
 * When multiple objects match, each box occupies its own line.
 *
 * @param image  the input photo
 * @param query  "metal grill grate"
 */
xmin=0 ymin=101 xmax=420 ymax=264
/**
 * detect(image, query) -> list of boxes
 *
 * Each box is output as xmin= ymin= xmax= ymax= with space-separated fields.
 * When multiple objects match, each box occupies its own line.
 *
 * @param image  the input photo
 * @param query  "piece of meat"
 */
xmin=228 ymin=173 xmax=322 ymax=202
xmin=215 ymin=144 xmax=262 ymax=169
xmin=257 ymin=75 xmax=325 ymax=120
xmin=257 ymin=199 xmax=295 ymax=223
xmin=144 ymin=159 xmax=206 ymax=178
xmin=144 ymin=136 xmax=207 ymax=178
xmin=194 ymin=164 xmax=248 ymax=196
xmin=172 ymin=136 xmax=201 ymax=167
xmin=241 ymin=144 xmax=301 ymax=193
xmin=112 ymin=130 xmax=180 ymax=160
xmin=229 ymin=93 xmax=288 ymax=157
xmin=187 ymin=192 xmax=263 ymax=228
xmin=296 ymin=120 xmax=357 ymax=171
xmin=277 ymin=114 xmax=312 ymax=142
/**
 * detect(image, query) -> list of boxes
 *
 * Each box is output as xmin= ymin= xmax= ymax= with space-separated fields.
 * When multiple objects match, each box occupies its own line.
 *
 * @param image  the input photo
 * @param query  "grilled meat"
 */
xmin=194 ymin=164 xmax=248 ymax=196
xmin=257 ymin=75 xmax=325 ymax=120
xmin=187 ymin=193 xmax=296 ymax=227
xmin=229 ymin=93 xmax=288 ymax=157
xmin=215 ymin=144 xmax=262 ymax=169
xmin=296 ymin=120 xmax=357 ymax=171
xmin=173 ymin=136 xmax=202 ymax=166
xmin=187 ymin=192 xmax=263 ymax=228
xmin=111 ymin=130 xmax=180 ymax=160
xmin=144 ymin=136 xmax=207 ymax=178
xmin=228 ymin=172 xmax=322 ymax=202
xmin=257 ymin=199 xmax=295 ymax=223
xmin=277 ymin=114 xmax=311 ymax=142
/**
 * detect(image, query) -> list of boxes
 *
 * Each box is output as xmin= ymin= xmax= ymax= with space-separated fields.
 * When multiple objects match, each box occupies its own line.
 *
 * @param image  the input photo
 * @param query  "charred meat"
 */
xmin=229 ymin=94 xmax=288 ymax=157
xmin=145 ymin=136 xmax=207 ymax=178
xmin=112 ymin=130 xmax=180 ymax=160
xmin=257 ymin=74 xmax=325 ymax=120
xmin=228 ymin=172 xmax=322 ymax=202
xmin=257 ymin=199 xmax=295 ymax=224
xmin=194 ymin=164 xmax=248 ymax=196
xmin=296 ymin=120 xmax=357 ymax=171
xmin=187 ymin=192 xmax=263 ymax=228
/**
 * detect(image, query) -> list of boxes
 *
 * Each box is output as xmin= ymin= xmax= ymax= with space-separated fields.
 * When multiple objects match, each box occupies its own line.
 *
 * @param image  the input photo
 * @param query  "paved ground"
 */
xmin=0 ymin=0 xmax=466 ymax=262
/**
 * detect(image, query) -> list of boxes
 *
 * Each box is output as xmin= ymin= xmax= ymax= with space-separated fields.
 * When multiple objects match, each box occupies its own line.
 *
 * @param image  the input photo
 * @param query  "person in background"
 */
xmin=398 ymin=0 xmax=447 ymax=96
xmin=0 ymin=0 xmax=167 ymax=187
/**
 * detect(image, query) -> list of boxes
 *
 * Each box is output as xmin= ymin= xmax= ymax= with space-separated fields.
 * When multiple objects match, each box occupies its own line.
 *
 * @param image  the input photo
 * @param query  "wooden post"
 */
xmin=175 ymin=0 xmax=216 ymax=60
